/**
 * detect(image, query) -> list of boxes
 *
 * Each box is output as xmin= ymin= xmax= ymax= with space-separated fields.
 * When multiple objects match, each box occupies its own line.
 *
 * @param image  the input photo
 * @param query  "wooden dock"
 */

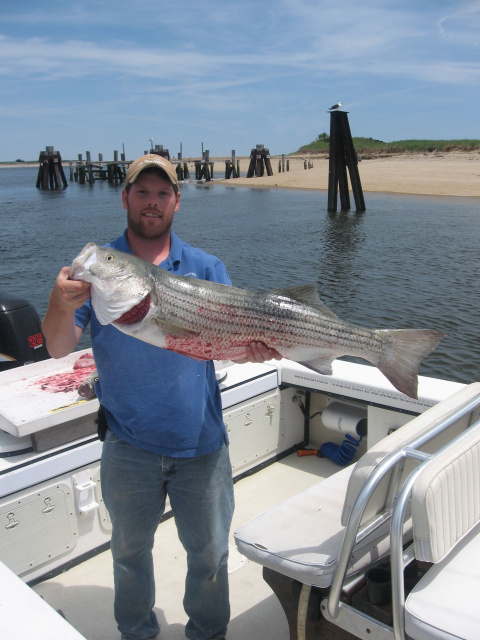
xmin=72 ymin=149 xmax=194 ymax=185
xmin=72 ymin=151 xmax=128 ymax=185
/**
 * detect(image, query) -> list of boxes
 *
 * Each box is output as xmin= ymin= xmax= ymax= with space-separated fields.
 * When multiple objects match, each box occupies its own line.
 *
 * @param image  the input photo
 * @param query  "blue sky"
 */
xmin=1 ymin=0 xmax=479 ymax=161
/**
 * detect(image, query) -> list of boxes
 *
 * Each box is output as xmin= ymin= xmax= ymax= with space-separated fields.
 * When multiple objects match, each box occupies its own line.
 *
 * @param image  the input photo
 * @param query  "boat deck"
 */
xmin=32 ymin=452 xmax=340 ymax=640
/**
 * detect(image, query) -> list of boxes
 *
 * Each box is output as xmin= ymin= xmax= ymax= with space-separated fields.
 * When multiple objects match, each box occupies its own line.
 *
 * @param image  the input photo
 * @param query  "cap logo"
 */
xmin=138 ymin=158 xmax=168 ymax=169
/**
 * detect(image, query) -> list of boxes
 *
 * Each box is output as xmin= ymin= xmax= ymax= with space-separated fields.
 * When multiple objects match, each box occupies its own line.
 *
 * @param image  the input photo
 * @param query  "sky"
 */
xmin=1 ymin=0 xmax=479 ymax=161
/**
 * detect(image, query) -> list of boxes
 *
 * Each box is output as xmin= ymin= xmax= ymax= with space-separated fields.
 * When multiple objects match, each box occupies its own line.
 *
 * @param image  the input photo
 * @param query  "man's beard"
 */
xmin=127 ymin=210 xmax=172 ymax=240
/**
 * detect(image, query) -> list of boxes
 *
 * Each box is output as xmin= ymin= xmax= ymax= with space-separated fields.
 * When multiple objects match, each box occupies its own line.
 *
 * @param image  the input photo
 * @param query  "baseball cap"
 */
xmin=125 ymin=154 xmax=179 ymax=190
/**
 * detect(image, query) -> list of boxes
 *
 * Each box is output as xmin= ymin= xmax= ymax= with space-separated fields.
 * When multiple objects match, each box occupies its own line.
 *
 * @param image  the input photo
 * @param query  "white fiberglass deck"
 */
xmin=32 ymin=452 xmax=340 ymax=640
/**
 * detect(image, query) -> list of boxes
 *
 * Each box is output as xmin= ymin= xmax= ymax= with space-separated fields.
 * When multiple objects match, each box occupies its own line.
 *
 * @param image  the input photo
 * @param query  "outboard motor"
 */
xmin=0 ymin=290 xmax=50 ymax=372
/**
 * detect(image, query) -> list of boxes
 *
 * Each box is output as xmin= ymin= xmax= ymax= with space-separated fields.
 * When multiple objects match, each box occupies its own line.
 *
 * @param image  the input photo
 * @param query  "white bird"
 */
xmin=329 ymin=102 xmax=342 ymax=111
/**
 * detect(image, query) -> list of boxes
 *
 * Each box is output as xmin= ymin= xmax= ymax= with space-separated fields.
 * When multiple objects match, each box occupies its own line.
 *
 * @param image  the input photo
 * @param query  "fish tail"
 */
xmin=375 ymin=329 xmax=445 ymax=399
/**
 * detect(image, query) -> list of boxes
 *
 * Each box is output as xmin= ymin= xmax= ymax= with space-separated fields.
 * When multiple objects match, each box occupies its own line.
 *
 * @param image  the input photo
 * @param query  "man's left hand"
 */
xmin=233 ymin=342 xmax=283 ymax=364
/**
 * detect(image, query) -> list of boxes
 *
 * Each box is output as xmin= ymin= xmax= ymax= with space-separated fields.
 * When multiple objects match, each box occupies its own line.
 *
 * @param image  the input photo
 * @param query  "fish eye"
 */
xmin=105 ymin=254 xmax=115 ymax=262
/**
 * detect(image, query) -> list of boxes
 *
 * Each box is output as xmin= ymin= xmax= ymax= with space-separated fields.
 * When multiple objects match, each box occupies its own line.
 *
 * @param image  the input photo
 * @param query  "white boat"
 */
xmin=1 ymin=335 xmax=479 ymax=639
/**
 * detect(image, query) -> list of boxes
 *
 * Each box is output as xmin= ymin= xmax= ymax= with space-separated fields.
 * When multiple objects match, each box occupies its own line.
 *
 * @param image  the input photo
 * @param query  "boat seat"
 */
xmin=399 ymin=421 xmax=480 ymax=640
xmin=0 ymin=560 xmax=87 ymax=639
xmin=234 ymin=382 xmax=480 ymax=592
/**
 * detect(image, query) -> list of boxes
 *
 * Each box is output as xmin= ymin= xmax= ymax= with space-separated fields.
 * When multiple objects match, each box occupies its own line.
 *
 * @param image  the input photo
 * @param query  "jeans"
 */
xmin=101 ymin=429 xmax=234 ymax=640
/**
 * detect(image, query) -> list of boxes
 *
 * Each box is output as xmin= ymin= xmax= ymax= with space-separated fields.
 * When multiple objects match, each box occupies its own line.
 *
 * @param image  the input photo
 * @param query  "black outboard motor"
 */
xmin=0 ymin=291 xmax=50 ymax=372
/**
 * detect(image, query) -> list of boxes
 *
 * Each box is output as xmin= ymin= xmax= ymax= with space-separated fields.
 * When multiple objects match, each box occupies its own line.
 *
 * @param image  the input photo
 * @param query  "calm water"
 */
xmin=1 ymin=167 xmax=479 ymax=384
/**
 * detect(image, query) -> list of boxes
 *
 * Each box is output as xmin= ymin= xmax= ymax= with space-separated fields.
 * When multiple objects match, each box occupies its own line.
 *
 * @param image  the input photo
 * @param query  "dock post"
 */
xmin=247 ymin=145 xmax=273 ymax=178
xmin=85 ymin=151 xmax=94 ymax=184
xmin=225 ymin=151 xmax=239 ymax=179
xmin=36 ymin=147 xmax=68 ymax=190
xmin=153 ymin=145 xmax=170 ymax=160
xmin=195 ymin=150 xmax=213 ymax=181
xmin=225 ymin=157 xmax=239 ymax=178
xmin=327 ymin=111 xmax=365 ymax=213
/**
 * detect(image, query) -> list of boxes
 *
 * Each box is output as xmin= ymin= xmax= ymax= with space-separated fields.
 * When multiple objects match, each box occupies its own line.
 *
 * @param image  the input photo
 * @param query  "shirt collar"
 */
xmin=116 ymin=229 xmax=181 ymax=271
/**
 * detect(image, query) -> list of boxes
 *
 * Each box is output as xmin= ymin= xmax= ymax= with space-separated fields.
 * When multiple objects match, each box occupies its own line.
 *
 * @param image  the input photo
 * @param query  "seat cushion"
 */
xmin=411 ymin=427 xmax=480 ymax=563
xmin=342 ymin=382 xmax=480 ymax=527
xmin=405 ymin=524 xmax=480 ymax=640
xmin=234 ymin=465 xmax=408 ymax=588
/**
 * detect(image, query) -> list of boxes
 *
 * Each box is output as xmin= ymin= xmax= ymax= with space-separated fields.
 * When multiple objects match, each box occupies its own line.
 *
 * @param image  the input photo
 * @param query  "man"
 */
xmin=42 ymin=154 xmax=280 ymax=640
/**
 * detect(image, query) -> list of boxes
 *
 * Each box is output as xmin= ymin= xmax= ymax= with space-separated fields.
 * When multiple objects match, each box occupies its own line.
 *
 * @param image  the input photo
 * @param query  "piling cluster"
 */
xmin=73 ymin=151 xmax=127 ymax=185
xmin=327 ymin=111 xmax=365 ymax=212
xmin=35 ymin=111 xmax=365 ymax=213
xmin=36 ymin=147 xmax=68 ymax=190
xmin=247 ymin=145 xmax=273 ymax=178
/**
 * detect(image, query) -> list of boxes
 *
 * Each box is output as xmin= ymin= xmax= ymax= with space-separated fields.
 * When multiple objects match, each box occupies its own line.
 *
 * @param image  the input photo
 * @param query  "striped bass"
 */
xmin=69 ymin=243 xmax=444 ymax=399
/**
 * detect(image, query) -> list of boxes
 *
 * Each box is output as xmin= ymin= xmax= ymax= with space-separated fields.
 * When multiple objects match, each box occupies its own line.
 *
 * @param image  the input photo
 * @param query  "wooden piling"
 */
xmin=36 ymin=147 xmax=68 ymax=190
xmin=224 ymin=150 xmax=240 ymax=179
xmin=73 ymin=150 xmax=127 ymax=185
xmin=247 ymin=145 xmax=273 ymax=178
xmin=153 ymin=145 xmax=170 ymax=160
xmin=327 ymin=111 xmax=366 ymax=213
xmin=195 ymin=161 xmax=214 ymax=181
xmin=195 ymin=150 xmax=214 ymax=181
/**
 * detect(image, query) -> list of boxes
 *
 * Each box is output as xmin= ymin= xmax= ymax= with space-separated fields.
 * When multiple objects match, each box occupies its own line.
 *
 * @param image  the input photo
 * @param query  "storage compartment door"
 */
xmin=225 ymin=391 xmax=282 ymax=475
xmin=0 ymin=483 xmax=78 ymax=575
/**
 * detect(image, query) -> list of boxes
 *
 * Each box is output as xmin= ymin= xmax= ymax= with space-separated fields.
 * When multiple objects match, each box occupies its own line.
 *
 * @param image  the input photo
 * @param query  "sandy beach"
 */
xmin=3 ymin=152 xmax=479 ymax=197
xmin=216 ymin=151 xmax=480 ymax=197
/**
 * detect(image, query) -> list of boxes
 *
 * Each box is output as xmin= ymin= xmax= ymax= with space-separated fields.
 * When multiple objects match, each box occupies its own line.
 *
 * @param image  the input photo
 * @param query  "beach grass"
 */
xmin=299 ymin=137 xmax=480 ymax=154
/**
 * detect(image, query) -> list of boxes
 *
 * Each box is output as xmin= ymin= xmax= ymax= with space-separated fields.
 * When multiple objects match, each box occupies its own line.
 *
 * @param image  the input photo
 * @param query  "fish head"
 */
xmin=69 ymin=243 xmax=153 ymax=325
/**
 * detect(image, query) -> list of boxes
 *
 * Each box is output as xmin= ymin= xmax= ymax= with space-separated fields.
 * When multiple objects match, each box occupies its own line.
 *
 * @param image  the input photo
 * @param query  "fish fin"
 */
xmin=272 ymin=284 xmax=339 ymax=319
xmin=299 ymin=357 xmax=335 ymax=376
xmin=375 ymin=329 xmax=445 ymax=399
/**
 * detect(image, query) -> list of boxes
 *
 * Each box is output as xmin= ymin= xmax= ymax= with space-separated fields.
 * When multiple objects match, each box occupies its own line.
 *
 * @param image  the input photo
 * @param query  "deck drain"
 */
xmin=228 ymin=545 xmax=246 ymax=573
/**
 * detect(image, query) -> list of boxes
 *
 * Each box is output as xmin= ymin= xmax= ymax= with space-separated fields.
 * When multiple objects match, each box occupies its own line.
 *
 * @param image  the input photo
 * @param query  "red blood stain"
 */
xmin=33 ymin=354 xmax=97 ymax=394
xmin=73 ymin=353 xmax=95 ymax=369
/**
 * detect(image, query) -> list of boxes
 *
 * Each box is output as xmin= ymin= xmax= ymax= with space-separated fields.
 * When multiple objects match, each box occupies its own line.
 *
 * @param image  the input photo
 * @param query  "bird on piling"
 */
xmin=329 ymin=102 xmax=342 ymax=111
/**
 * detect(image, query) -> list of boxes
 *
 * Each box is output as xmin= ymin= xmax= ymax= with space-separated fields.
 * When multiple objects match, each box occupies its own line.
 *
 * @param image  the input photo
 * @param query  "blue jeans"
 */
xmin=101 ymin=429 xmax=234 ymax=640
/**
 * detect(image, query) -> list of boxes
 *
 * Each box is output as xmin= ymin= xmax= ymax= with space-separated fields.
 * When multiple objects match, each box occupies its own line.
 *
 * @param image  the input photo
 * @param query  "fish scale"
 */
xmin=69 ymin=243 xmax=445 ymax=399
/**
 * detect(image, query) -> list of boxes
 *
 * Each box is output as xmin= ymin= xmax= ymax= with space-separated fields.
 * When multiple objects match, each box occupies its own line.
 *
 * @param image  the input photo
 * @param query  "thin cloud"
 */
xmin=1 ymin=0 xmax=479 ymax=160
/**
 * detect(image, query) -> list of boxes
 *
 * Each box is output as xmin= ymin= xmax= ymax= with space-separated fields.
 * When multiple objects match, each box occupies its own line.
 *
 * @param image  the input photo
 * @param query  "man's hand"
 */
xmin=41 ymin=267 xmax=91 ymax=358
xmin=233 ymin=342 xmax=283 ymax=364
xmin=50 ymin=267 xmax=91 ymax=311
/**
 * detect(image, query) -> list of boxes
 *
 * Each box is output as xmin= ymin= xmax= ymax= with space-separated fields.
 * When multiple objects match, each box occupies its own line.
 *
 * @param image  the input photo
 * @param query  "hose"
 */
xmin=320 ymin=431 xmax=363 ymax=466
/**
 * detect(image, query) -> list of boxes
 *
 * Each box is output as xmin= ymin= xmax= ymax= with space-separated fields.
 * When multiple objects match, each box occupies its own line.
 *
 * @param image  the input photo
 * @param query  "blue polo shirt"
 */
xmin=75 ymin=230 xmax=232 ymax=457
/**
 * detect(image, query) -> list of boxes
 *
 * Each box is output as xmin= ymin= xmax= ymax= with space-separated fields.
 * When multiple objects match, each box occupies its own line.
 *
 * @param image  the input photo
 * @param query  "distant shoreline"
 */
xmin=2 ymin=151 xmax=480 ymax=197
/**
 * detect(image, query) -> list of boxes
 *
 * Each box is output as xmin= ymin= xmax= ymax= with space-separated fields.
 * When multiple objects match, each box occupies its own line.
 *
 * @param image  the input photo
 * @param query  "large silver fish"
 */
xmin=69 ymin=243 xmax=444 ymax=399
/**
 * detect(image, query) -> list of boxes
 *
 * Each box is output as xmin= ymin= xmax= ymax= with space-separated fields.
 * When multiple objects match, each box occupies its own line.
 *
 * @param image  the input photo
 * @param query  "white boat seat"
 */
xmin=401 ymin=422 xmax=480 ymax=640
xmin=234 ymin=383 xmax=480 ymax=590
xmin=405 ymin=523 xmax=480 ymax=640
xmin=0 ymin=560 xmax=87 ymax=639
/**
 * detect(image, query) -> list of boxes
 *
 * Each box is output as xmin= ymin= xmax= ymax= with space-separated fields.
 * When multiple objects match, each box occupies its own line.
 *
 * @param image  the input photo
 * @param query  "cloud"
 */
xmin=438 ymin=2 xmax=480 ymax=48
xmin=1 ymin=0 xmax=479 ymax=160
